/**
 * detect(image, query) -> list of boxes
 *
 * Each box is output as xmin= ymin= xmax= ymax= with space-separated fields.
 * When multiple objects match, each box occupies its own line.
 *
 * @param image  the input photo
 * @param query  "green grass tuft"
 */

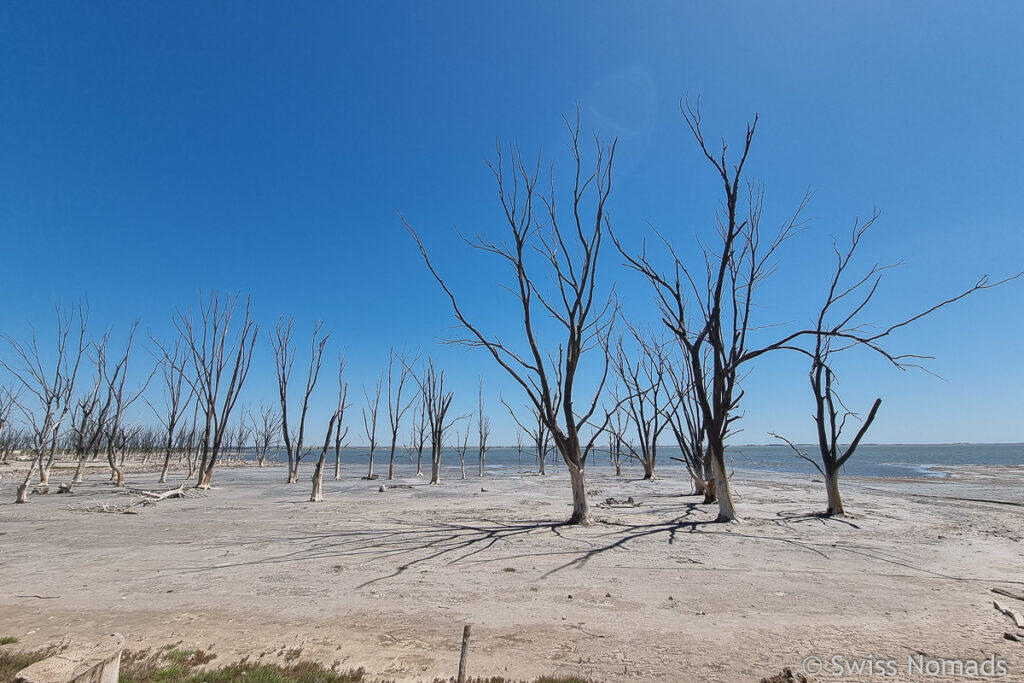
xmin=0 ymin=636 xmax=19 ymax=645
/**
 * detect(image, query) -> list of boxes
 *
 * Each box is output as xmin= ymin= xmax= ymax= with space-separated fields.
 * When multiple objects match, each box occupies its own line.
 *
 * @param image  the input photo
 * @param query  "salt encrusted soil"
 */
xmin=1 ymin=461 xmax=1021 ymax=682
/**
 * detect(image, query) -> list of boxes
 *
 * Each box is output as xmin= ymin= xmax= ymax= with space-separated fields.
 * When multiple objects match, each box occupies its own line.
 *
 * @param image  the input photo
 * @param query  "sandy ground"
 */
xmin=0 ymin=459 xmax=1022 ymax=682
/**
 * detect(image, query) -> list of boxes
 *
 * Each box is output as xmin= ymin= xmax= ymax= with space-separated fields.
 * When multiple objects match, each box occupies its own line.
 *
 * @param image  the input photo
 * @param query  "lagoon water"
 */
xmin=267 ymin=442 xmax=1022 ymax=480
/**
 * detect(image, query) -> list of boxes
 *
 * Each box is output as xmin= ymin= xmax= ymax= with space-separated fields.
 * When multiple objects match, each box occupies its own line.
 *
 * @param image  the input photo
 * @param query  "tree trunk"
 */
xmin=15 ymin=482 xmax=28 ymax=503
xmin=824 ymin=467 xmax=845 ymax=516
xmin=710 ymin=450 xmax=738 ymax=522
xmin=416 ymin=447 xmax=423 ymax=476
xmin=567 ymin=464 xmax=593 ymax=525
xmin=159 ymin=448 xmax=172 ymax=484
xmin=367 ymin=448 xmax=375 ymax=479
xmin=310 ymin=464 xmax=325 ymax=502
xmin=388 ymin=443 xmax=396 ymax=480
xmin=430 ymin=445 xmax=441 ymax=485
xmin=38 ymin=459 xmax=50 ymax=486
xmin=73 ymin=455 xmax=87 ymax=484
xmin=334 ymin=450 xmax=341 ymax=480
xmin=641 ymin=458 xmax=654 ymax=480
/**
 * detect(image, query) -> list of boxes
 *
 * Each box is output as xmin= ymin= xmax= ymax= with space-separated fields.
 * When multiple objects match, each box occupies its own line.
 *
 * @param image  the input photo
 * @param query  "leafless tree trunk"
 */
xmin=99 ymin=322 xmax=153 ymax=487
xmin=410 ymin=399 xmax=428 ymax=477
xmin=416 ymin=360 xmax=456 ymax=485
xmin=385 ymin=348 xmax=416 ymax=480
xmin=2 ymin=303 xmax=88 ymax=502
xmin=771 ymin=214 xmax=1019 ymax=516
xmin=271 ymin=316 xmax=330 ymax=484
xmin=613 ymin=330 xmax=672 ymax=480
xmin=147 ymin=337 xmax=194 ymax=483
xmin=477 ymin=379 xmax=490 ymax=477
xmin=249 ymin=403 xmax=281 ymax=469
xmin=312 ymin=357 xmax=348 ymax=502
xmin=456 ymin=418 xmax=470 ymax=480
xmin=362 ymin=371 xmax=384 ymax=479
xmin=169 ymin=291 xmax=258 ymax=489
xmin=617 ymin=101 xmax=810 ymax=521
xmin=406 ymin=112 xmax=616 ymax=524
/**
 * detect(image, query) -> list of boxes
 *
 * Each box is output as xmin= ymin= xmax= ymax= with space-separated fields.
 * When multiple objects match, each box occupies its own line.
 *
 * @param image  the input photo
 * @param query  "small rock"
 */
xmin=567 ymin=594 xmax=572 ymax=599
xmin=1005 ymin=632 xmax=1021 ymax=642
xmin=481 ymin=487 xmax=487 ymax=492
xmin=605 ymin=593 xmax=611 ymax=598
xmin=378 ymin=485 xmax=386 ymax=492
xmin=561 ymin=616 xmax=566 ymax=620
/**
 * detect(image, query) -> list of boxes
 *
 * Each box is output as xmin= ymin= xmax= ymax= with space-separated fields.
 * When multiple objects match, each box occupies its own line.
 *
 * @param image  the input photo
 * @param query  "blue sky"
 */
xmin=1 ymin=1 xmax=1022 ymax=445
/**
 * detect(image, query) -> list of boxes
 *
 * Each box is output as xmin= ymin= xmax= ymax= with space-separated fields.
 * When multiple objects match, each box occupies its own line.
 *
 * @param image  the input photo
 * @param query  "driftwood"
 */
xmin=131 ymin=486 xmax=187 ymax=501
xmin=993 ymin=600 xmax=1024 ymax=629
xmin=992 ymin=587 xmax=1024 ymax=603
xmin=68 ymin=486 xmax=195 ymax=514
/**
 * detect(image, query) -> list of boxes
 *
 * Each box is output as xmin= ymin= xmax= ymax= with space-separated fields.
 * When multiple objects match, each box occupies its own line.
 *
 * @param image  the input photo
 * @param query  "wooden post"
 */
xmin=457 ymin=624 xmax=471 ymax=683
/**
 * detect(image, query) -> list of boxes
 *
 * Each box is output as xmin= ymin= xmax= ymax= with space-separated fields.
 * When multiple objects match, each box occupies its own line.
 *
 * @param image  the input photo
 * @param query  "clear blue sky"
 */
xmin=1 ymin=1 xmax=1021 ymax=445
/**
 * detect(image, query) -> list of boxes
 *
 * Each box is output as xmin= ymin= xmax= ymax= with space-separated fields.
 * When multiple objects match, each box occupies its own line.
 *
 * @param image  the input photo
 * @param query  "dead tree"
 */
xmin=0 ymin=386 xmax=18 ymax=473
xmin=249 ymin=403 xmax=281 ymax=468
xmin=70 ymin=341 xmax=106 ymax=484
xmin=147 ymin=337 xmax=194 ymax=483
xmin=362 ymin=371 xmax=384 ymax=479
xmin=100 ymin=322 xmax=153 ymax=486
xmin=417 ymin=359 xmax=457 ymax=485
xmin=603 ymin=382 xmax=627 ymax=477
xmin=618 ymin=101 xmax=813 ymax=522
xmin=410 ymin=399 xmax=428 ymax=477
xmin=503 ymin=397 xmax=552 ymax=476
xmin=171 ymin=291 xmax=258 ymax=489
xmin=772 ymin=214 xmax=1020 ymax=516
xmin=271 ymin=316 xmax=330 ymax=484
xmin=332 ymin=355 xmax=351 ymax=480
xmin=2 ymin=303 xmax=88 ymax=502
xmin=666 ymin=355 xmax=713 ymax=500
xmin=455 ymin=417 xmax=471 ymax=479
xmin=311 ymin=357 xmax=348 ymax=502
xmin=385 ymin=348 xmax=416 ymax=480
xmin=477 ymin=379 xmax=490 ymax=477
xmin=613 ymin=331 xmax=672 ymax=480
xmin=406 ymin=114 xmax=616 ymax=524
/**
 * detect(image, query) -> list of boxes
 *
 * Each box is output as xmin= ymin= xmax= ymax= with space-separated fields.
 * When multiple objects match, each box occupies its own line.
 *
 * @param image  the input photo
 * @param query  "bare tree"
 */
xmin=406 ymin=114 xmax=616 ymax=524
xmin=249 ymin=403 xmax=281 ymax=468
xmin=772 ymin=215 xmax=1019 ymax=515
xmin=477 ymin=379 xmax=490 ymax=477
xmin=503 ymin=398 xmax=551 ymax=476
xmin=455 ymin=417 xmax=471 ymax=480
xmin=70 ymin=339 xmax=107 ymax=485
xmin=417 ymin=359 xmax=457 ymax=485
xmin=613 ymin=331 xmax=672 ymax=480
xmin=2 ymin=303 xmax=88 ymax=502
xmin=99 ymin=322 xmax=153 ymax=486
xmin=332 ymin=355 xmax=351 ymax=481
xmin=617 ymin=101 xmax=812 ymax=521
xmin=385 ymin=348 xmax=416 ymax=480
xmin=362 ymin=371 xmax=384 ymax=479
xmin=311 ymin=357 xmax=348 ymax=502
xmin=147 ymin=337 xmax=195 ymax=483
xmin=665 ymin=355 xmax=713 ymax=500
xmin=0 ymin=385 xmax=21 ymax=477
xmin=170 ymin=291 xmax=258 ymax=489
xmin=271 ymin=316 xmax=330 ymax=484
xmin=410 ymin=399 xmax=428 ymax=477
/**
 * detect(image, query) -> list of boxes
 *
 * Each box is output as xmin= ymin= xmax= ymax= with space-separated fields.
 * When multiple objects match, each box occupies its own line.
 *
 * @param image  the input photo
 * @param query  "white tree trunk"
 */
xmin=710 ymin=452 xmax=738 ymax=522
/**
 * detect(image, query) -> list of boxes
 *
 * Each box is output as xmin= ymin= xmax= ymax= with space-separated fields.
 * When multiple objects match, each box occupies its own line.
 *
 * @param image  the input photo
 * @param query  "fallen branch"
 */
xmin=994 ymin=601 xmax=1024 ymax=629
